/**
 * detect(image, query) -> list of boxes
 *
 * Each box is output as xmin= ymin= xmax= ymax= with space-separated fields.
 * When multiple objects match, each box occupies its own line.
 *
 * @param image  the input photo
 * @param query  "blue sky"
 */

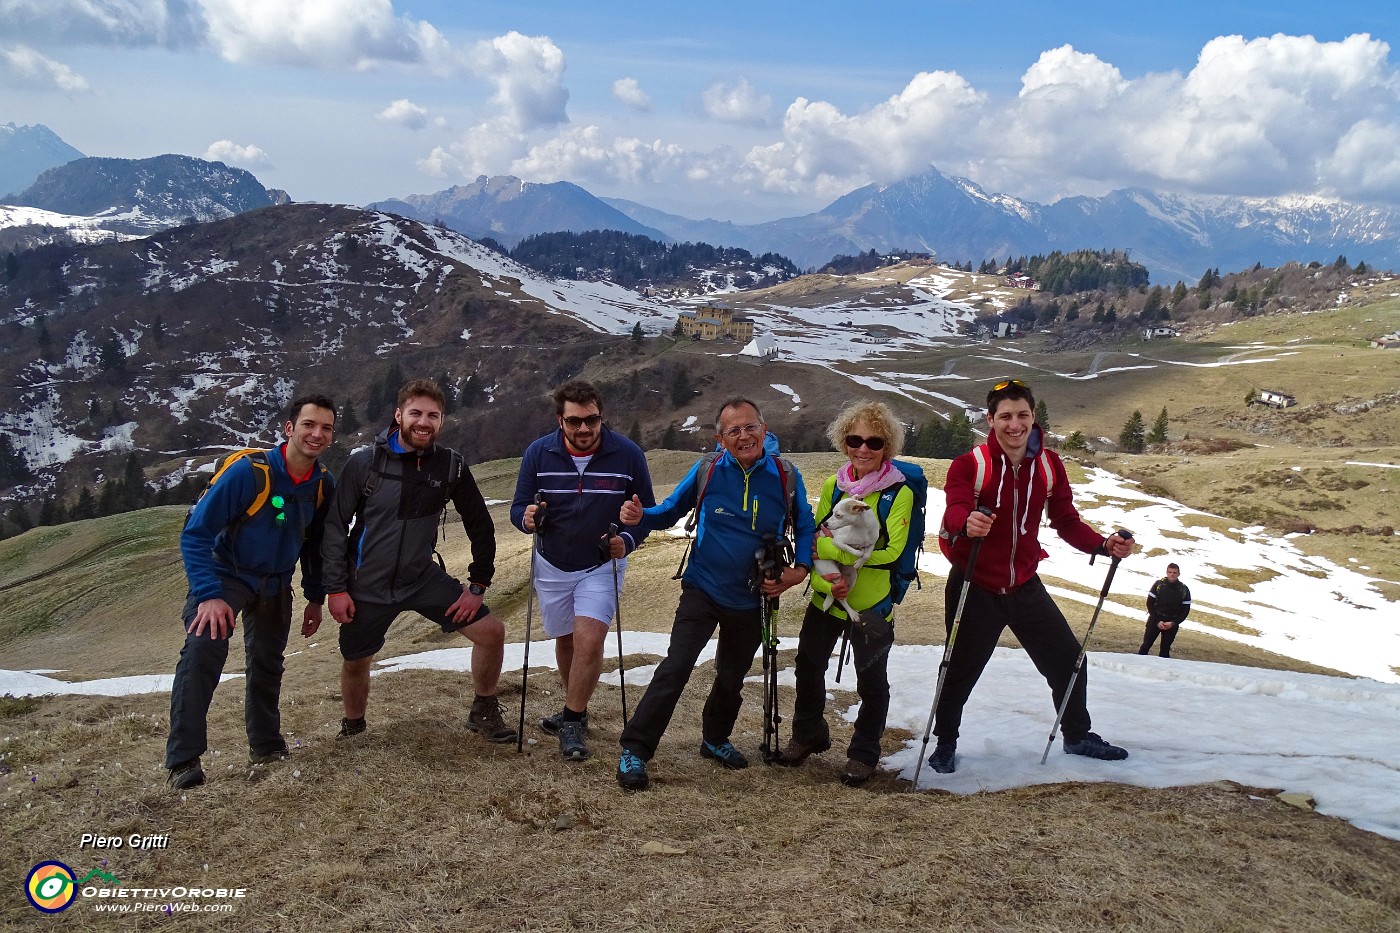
xmin=2 ymin=1 xmax=1398 ymax=221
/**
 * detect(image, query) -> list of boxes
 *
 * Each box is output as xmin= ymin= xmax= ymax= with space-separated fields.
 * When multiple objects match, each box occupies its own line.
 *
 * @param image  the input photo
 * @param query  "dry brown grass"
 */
xmin=2 ymin=455 xmax=1396 ymax=930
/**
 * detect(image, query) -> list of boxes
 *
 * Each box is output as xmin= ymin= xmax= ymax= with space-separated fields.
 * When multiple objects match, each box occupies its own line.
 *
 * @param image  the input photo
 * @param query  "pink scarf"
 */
xmin=836 ymin=460 xmax=904 ymax=500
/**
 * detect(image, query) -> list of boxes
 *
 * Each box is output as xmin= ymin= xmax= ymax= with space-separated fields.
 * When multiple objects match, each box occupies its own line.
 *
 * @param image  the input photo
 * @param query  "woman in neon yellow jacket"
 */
xmin=778 ymin=400 xmax=913 ymax=786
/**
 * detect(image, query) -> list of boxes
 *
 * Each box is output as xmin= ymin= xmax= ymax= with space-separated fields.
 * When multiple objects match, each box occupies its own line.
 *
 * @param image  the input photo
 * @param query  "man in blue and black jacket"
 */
xmin=511 ymin=380 xmax=655 ymax=763
xmin=615 ymin=397 xmax=815 ymax=790
xmin=165 ymin=394 xmax=336 ymax=789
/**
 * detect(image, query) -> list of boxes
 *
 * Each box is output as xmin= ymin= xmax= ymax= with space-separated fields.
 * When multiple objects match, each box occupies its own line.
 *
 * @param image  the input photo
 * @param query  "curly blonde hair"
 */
xmin=825 ymin=400 xmax=903 ymax=458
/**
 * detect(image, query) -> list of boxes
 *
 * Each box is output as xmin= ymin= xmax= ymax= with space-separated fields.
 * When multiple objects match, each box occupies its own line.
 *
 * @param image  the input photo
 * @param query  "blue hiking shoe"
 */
xmin=700 ymin=740 xmax=749 ymax=770
xmin=617 ymin=750 xmax=649 ymax=790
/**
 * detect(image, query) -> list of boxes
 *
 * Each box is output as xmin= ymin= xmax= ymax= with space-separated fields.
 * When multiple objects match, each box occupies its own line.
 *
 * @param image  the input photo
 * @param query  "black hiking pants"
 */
xmin=619 ymin=584 xmax=762 ymax=761
xmin=166 ymin=576 xmax=292 ymax=768
xmin=933 ymin=571 xmax=1091 ymax=743
xmin=1138 ymin=616 xmax=1180 ymax=658
xmin=790 ymin=602 xmax=894 ymax=767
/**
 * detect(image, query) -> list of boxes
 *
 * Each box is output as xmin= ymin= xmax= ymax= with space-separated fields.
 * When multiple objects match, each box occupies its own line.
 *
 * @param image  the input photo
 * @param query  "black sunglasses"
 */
xmin=562 ymin=414 xmax=602 ymax=429
xmin=992 ymin=378 xmax=1029 ymax=391
xmin=845 ymin=434 xmax=886 ymax=451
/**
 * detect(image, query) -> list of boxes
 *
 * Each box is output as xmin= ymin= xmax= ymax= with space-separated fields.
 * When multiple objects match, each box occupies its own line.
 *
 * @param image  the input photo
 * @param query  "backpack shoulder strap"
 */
xmin=683 ymin=451 xmax=722 ymax=534
xmin=1039 ymin=448 xmax=1055 ymax=495
xmin=776 ymin=456 xmax=798 ymax=531
xmin=971 ymin=444 xmax=991 ymax=500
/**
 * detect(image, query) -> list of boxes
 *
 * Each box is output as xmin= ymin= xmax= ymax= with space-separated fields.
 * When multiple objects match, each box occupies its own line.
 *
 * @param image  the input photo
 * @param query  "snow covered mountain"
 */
xmin=6 ymin=154 xmax=286 ymax=236
xmin=0 ymin=122 xmax=84 ymax=198
xmin=610 ymin=168 xmax=1400 ymax=282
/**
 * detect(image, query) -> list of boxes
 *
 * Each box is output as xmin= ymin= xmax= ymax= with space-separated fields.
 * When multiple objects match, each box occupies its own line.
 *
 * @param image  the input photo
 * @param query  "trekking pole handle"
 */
xmin=531 ymin=491 xmax=546 ymax=533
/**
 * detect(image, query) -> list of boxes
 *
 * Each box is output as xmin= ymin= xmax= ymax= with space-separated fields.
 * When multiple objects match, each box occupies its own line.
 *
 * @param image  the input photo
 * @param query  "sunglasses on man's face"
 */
xmin=562 ymin=414 xmax=602 ymax=429
xmin=993 ymin=378 xmax=1029 ymax=392
xmin=845 ymin=435 xmax=886 ymax=451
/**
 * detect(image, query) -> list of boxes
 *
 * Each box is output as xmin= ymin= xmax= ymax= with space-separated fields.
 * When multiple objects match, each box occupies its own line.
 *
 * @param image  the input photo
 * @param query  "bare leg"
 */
xmin=461 ymin=612 xmax=506 ymax=695
xmin=341 ymin=657 xmax=373 ymax=719
xmin=554 ymin=633 xmax=575 ymax=693
xmin=565 ymin=616 xmax=609 ymax=713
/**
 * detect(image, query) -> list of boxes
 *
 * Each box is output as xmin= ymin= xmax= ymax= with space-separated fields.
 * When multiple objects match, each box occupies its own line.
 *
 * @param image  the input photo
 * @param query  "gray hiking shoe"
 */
xmin=467 ymin=696 xmax=518 ymax=743
xmin=168 ymin=758 xmax=205 ymax=790
xmin=558 ymin=719 xmax=590 ymax=761
xmin=539 ymin=708 xmax=589 ymax=736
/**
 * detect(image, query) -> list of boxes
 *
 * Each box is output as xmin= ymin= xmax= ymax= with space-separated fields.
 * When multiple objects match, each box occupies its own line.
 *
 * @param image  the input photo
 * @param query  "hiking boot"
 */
xmin=777 ymin=735 xmax=831 ymax=767
xmin=168 ymin=759 xmax=205 ymax=790
xmin=927 ymin=742 xmax=957 ymax=774
xmin=840 ymin=759 xmax=875 ymax=787
xmin=539 ymin=708 xmax=589 ymax=736
xmin=336 ymin=717 xmax=366 ymax=740
xmin=699 ymin=740 xmax=749 ymax=770
xmin=1063 ymin=732 xmax=1128 ymax=761
xmin=558 ymin=719 xmax=590 ymax=761
xmin=616 ymin=750 xmax=649 ymax=790
xmin=467 ymin=696 xmax=518 ymax=743
xmin=249 ymin=745 xmax=290 ymax=765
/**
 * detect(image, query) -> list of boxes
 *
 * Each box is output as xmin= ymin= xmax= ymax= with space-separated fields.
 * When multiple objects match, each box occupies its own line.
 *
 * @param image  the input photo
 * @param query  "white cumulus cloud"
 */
xmin=0 ymin=43 xmax=90 ymax=92
xmin=612 ymin=76 xmax=651 ymax=111
xmin=377 ymin=98 xmax=429 ymax=130
xmin=701 ymin=77 xmax=771 ymax=127
xmin=205 ymin=139 xmax=272 ymax=170
xmin=467 ymin=31 xmax=568 ymax=131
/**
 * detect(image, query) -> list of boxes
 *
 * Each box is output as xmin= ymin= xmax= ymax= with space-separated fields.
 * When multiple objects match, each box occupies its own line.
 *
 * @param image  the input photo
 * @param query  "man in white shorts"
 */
xmin=510 ymin=381 xmax=655 ymax=760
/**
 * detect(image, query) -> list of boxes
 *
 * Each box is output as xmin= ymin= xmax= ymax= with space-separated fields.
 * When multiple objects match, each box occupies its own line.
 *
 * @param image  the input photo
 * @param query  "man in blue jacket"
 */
xmin=614 ymin=397 xmax=815 ymax=790
xmin=511 ymin=380 xmax=655 ymax=762
xmin=165 ymin=394 xmax=336 ymax=789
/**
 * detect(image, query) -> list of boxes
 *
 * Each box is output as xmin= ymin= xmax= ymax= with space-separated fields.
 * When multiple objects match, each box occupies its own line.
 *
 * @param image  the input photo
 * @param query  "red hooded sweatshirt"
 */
xmin=939 ymin=424 xmax=1106 ymax=593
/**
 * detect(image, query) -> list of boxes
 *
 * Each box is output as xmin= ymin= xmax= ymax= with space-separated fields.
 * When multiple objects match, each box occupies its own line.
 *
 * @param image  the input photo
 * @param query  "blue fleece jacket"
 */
xmin=181 ymin=445 xmax=333 ymax=603
xmin=510 ymin=425 xmax=655 ymax=571
xmin=638 ymin=450 xmax=815 ymax=610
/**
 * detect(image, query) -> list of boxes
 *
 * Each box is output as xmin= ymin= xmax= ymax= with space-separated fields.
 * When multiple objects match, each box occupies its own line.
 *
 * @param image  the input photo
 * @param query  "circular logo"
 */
xmin=26 ymin=861 xmax=77 ymax=913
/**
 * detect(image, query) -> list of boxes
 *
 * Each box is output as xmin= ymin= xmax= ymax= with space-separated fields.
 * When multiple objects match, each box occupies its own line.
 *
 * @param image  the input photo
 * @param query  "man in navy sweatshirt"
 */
xmin=511 ymin=380 xmax=655 ymax=762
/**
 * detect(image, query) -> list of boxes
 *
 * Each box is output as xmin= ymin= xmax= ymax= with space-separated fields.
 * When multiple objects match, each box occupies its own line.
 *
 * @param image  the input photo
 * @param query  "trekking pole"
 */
xmin=516 ymin=493 xmax=544 ymax=753
xmin=911 ymin=506 xmax=993 ymax=789
xmin=1039 ymin=529 xmax=1133 ymax=765
xmin=608 ymin=523 xmax=629 ymax=725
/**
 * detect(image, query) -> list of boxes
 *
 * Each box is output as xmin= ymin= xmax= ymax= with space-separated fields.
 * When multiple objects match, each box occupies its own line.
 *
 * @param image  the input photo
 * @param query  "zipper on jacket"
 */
xmin=1007 ymin=460 xmax=1020 ymax=588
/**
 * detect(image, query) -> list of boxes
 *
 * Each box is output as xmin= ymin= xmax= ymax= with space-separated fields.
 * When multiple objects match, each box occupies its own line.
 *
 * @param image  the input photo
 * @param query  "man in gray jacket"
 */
xmin=321 ymin=379 xmax=515 ymax=743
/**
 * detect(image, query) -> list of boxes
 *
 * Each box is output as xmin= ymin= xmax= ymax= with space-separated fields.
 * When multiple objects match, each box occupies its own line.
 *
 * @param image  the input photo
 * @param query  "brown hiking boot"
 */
xmin=467 ymin=695 xmax=518 ymax=743
xmin=840 ymin=758 xmax=875 ymax=787
xmin=777 ymin=735 xmax=831 ymax=767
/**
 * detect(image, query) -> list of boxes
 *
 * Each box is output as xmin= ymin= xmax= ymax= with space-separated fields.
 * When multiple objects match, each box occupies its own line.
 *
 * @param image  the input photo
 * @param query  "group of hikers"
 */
xmin=166 ymin=375 xmax=1160 ymax=792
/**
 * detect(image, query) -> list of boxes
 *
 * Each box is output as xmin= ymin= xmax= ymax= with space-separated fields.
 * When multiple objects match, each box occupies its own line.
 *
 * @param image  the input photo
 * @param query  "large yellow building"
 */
xmin=676 ymin=302 xmax=754 ymax=341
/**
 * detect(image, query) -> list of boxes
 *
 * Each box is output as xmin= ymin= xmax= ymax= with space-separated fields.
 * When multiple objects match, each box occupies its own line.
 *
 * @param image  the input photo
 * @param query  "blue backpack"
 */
xmin=823 ymin=458 xmax=928 ymax=604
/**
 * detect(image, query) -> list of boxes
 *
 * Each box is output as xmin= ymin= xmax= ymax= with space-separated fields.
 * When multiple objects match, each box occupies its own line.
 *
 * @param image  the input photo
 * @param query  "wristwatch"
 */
xmin=468 ymin=583 xmax=486 ymax=596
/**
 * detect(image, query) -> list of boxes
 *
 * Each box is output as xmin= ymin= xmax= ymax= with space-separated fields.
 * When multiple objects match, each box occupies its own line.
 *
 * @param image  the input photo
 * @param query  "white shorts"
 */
xmin=533 ymin=553 xmax=625 ymax=638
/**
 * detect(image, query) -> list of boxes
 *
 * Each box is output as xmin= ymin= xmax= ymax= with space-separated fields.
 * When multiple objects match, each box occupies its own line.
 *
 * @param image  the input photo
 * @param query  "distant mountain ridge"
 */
xmin=0 ymin=123 xmax=84 ymax=198
xmin=10 ymin=154 xmax=285 ymax=233
xmin=369 ymin=175 xmax=670 ymax=248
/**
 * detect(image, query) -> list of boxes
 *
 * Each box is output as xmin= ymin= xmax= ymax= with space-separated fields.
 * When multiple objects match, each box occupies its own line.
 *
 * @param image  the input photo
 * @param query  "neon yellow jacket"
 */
xmin=807 ymin=474 xmax=914 ymax=621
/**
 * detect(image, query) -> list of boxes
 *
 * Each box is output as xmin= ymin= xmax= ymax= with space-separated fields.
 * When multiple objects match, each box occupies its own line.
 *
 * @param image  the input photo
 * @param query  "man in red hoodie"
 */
xmin=929 ymin=379 xmax=1134 ymax=774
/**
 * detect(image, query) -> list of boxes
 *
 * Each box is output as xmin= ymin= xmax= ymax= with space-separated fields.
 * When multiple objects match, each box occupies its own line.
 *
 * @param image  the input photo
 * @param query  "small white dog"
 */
xmin=813 ymin=497 xmax=881 ymax=621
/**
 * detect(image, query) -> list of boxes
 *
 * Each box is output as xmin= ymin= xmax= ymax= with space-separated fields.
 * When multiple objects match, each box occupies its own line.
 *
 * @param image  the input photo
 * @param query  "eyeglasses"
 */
xmin=562 ymin=414 xmax=602 ymax=429
xmin=992 ymin=378 xmax=1029 ymax=391
xmin=271 ymin=495 xmax=286 ymax=526
xmin=721 ymin=422 xmax=764 ymax=439
xmin=844 ymin=435 xmax=886 ymax=451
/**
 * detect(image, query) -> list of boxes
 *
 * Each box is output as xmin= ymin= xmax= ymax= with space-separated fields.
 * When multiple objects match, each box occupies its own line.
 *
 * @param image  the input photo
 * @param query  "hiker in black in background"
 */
xmin=1140 ymin=563 xmax=1192 ymax=658
xmin=165 ymin=394 xmax=337 ymax=789
xmin=322 ymin=379 xmax=515 ymax=745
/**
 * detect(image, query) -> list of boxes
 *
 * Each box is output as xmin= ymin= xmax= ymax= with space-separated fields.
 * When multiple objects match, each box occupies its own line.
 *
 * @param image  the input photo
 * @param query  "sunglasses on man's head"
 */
xmin=562 ymin=414 xmax=602 ymax=429
xmin=845 ymin=435 xmax=886 ymax=451
xmin=992 ymin=378 xmax=1029 ymax=392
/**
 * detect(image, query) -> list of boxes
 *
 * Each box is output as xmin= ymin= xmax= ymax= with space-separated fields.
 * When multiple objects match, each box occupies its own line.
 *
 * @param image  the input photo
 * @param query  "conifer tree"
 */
xmin=1034 ymin=399 xmax=1049 ymax=432
xmin=1147 ymin=407 xmax=1169 ymax=444
xmin=1119 ymin=411 xmax=1146 ymax=453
